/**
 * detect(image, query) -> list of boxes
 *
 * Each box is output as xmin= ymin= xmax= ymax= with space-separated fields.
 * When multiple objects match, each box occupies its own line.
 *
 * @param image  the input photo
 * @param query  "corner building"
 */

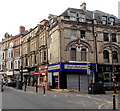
xmin=47 ymin=3 xmax=120 ymax=91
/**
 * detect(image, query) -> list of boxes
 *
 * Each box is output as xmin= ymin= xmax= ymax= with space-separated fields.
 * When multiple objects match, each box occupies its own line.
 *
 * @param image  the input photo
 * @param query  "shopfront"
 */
xmin=38 ymin=64 xmax=48 ymax=87
xmin=97 ymin=64 xmax=120 ymax=90
xmin=48 ymin=62 xmax=97 ymax=91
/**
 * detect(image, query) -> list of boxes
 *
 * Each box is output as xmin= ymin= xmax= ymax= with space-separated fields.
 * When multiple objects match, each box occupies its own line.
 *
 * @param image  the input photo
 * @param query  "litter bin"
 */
xmin=16 ymin=81 xmax=23 ymax=90
xmin=88 ymin=83 xmax=105 ymax=94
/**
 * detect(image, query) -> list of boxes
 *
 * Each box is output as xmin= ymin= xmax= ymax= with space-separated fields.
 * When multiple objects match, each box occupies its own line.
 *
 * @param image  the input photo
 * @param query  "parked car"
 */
xmin=6 ymin=79 xmax=17 ymax=87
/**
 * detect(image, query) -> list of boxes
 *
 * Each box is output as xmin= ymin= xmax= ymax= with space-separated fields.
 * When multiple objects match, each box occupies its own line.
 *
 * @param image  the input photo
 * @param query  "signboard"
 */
xmin=6 ymin=71 xmax=13 ymax=75
xmin=48 ymin=62 xmax=97 ymax=72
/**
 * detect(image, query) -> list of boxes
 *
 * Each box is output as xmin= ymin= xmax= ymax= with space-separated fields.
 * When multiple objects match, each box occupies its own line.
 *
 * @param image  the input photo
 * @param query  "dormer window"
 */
xmin=78 ymin=14 xmax=85 ymax=22
xmin=69 ymin=12 xmax=77 ymax=21
xmin=110 ymin=17 xmax=115 ymax=25
xmin=102 ymin=16 xmax=107 ymax=24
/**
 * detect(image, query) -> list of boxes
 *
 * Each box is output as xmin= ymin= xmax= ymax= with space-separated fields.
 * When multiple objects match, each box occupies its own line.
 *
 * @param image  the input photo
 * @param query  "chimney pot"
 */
xmin=80 ymin=2 xmax=86 ymax=10
xmin=19 ymin=26 xmax=25 ymax=34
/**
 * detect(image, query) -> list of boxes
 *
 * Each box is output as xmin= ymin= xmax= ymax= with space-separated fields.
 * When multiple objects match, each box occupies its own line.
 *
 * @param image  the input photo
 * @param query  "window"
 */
xmin=110 ymin=17 xmax=115 ymax=25
xmin=11 ymin=50 xmax=13 ymax=57
xmin=103 ymin=32 xmax=109 ymax=42
xmin=78 ymin=14 xmax=85 ymax=22
xmin=81 ymin=48 xmax=87 ymax=61
xmin=25 ymin=58 xmax=28 ymax=66
xmin=102 ymin=16 xmax=107 ymax=24
xmin=71 ymin=29 xmax=77 ymax=39
xmin=44 ymin=51 xmax=46 ymax=61
xmin=71 ymin=48 xmax=76 ymax=61
xmin=103 ymin=50 xmax=109 ymax=63
xmin=112 ymin=51 xmax=118 ymax=63
xmin=11 ymin=61 xmax=13 ymax=70
xmin=70 ymin=12 xmax=77 ymax=21
xmin=80 ymin=30 xmax=85 ymax=39
xmin=111 ymin=33 xmax=117 ymax=42
xmin=34 ymin=55 xmax=37 ymax=64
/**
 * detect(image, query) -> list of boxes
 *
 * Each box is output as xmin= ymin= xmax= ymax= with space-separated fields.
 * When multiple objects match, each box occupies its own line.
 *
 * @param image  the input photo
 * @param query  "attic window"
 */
xmin=102 ymin=16 xmax=107 ymax=24
xmin=78 ymin=14 xmax=85 ymax=22
xmin=69 ymin=12 xmax=77 ymax=21
xmin=110 ymin=17 xmax=115 ymax=25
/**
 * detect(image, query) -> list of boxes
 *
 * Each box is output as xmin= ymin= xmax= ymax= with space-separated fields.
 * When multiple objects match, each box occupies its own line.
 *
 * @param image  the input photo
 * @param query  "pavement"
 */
xmin=7 ymin=84 xmax=117 ymax=95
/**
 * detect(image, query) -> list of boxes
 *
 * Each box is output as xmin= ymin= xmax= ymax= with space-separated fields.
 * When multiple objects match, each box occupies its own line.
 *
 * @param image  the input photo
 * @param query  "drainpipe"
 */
xmin=92 ymin=12 xmax=98 ymax=83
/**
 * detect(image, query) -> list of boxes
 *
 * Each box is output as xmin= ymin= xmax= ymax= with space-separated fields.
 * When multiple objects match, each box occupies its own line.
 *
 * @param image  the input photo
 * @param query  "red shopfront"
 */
xmin=38 ymin=65 xmax=48 ymax=87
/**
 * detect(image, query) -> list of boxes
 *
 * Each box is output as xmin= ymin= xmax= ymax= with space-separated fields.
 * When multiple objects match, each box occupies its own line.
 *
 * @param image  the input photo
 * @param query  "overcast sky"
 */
xmin=0 ymin=0 xmax=119 ymax=41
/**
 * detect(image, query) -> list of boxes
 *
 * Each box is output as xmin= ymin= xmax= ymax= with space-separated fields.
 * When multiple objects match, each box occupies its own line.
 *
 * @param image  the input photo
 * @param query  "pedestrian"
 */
xmin=1 ymin=79 xmax=4 ymax=92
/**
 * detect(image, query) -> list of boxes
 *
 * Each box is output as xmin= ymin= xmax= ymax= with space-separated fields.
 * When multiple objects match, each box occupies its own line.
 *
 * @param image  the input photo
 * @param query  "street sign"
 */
xmin=34 ymin=71 xmax=39 ymax=76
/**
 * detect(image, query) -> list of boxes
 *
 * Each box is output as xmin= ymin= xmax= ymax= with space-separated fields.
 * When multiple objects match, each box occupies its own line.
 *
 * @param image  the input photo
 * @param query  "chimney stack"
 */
xmin=19 ymin=26 xmax=25 ymax=34
xmin=80 ymin=2 xmax=86 ymax=10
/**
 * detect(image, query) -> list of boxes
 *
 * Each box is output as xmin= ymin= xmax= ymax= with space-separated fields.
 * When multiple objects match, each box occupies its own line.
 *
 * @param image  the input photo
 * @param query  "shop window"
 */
xmin=103 ymin=32 xmax=109 ymax=42
xmin=112 ymin=51 xmax=118 ymax=63
xmin=81 ymin=48 xmax=87 ymax=61
xmin=103 ymin=73 xmax=111 ymax=82
xmin=111 ymin=33 xmax=117 ymax=42
xmin=80 ymin=30 xmax=85 ymax=39
xmin=71 ymin=48 xmax=76 ymax=61
xmin=103 ymin=50 xmax=109 ymax=63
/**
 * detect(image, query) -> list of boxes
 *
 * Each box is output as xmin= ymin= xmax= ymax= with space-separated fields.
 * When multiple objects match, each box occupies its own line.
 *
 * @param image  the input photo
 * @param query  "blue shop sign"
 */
xmin=48 ymin=62 xmax=97 ymax=72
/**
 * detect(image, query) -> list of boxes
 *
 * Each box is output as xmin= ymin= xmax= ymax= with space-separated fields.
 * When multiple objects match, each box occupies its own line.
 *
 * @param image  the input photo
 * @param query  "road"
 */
xmin=2 ymin=86 xmax=117 ymax=109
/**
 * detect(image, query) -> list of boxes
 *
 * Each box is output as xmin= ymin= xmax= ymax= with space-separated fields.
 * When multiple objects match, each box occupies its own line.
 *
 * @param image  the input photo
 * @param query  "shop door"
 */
xmin=80 ymin=74 xmax=88 ymax=92
xmin=67 ymin=74 xmax=79 ymax=89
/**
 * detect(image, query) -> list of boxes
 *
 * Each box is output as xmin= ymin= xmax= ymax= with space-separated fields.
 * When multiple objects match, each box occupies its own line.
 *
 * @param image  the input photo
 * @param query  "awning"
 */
xmin=6 ymin=71 xmax=13 ymax=76
xmin=0 ymin=72 xmax=5 ymax=75
xmin=14 ymin=71 xmax=20 ymax=75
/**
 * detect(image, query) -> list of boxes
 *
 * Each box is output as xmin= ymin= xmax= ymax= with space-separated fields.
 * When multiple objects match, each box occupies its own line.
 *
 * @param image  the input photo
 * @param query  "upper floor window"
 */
xmin=102 ymin=16 xmax=107 ymax=24
xmin=69 ymin=12 xmax=77 ymax=21
xmin=103 ymin=50 xmax=109 ymax=63
xmin=111 ymin=33 xmax=117 ymax=42
xmin=26 ymin=58 xmax=28 ymax=66
xmin=34 ymin=55 xmax=37 ymax=64
xmin=43 ymin=51 xmax=46 ymax=61
xmin=80 ymin=30 xmax=86 ymax=39
xmin=81 ymin=48 xmax=87 ymax=61
xmin=110 ymin=17 xmax=115 ymax=25
xmin=71 ymin=29 xmax=77 ymax=39
xmin=112 ymin=51 xmax=118 ymax=63
xmin=78 ymin=14 xmax=85 ymax=22
xmin=71 ymin=48 xmax=76 ymax=61
xmin=103 ymin=32 xmax=109 ymax=42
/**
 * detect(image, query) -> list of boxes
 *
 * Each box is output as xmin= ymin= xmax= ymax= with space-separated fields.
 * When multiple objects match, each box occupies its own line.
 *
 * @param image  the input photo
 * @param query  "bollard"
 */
xmin=113 ymin=94 xmax=116 ymax=110
xmin=43 ymin=85 xmax=45 ymax=94
xmin=36 ymin=82 xmax=38 ymax=93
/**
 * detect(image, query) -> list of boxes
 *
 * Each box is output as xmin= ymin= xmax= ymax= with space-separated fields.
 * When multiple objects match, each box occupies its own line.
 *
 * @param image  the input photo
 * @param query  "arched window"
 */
xmin=103 ymin=50 xmax=109 ymax=63
xmin=71 ymin=48 xmax=76 ymax=61
xmin=81 ymin=48 xmax=87 ymax=61
xmin=112 ymin=51 xmax=118 ymax=63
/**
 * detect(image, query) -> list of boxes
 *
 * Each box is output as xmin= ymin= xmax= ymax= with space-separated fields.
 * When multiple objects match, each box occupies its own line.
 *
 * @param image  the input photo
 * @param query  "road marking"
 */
xmin=67 ymin=100 xmax=86 ymax=107
xmin=99 ymin=104 xmax=104 ymax=109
